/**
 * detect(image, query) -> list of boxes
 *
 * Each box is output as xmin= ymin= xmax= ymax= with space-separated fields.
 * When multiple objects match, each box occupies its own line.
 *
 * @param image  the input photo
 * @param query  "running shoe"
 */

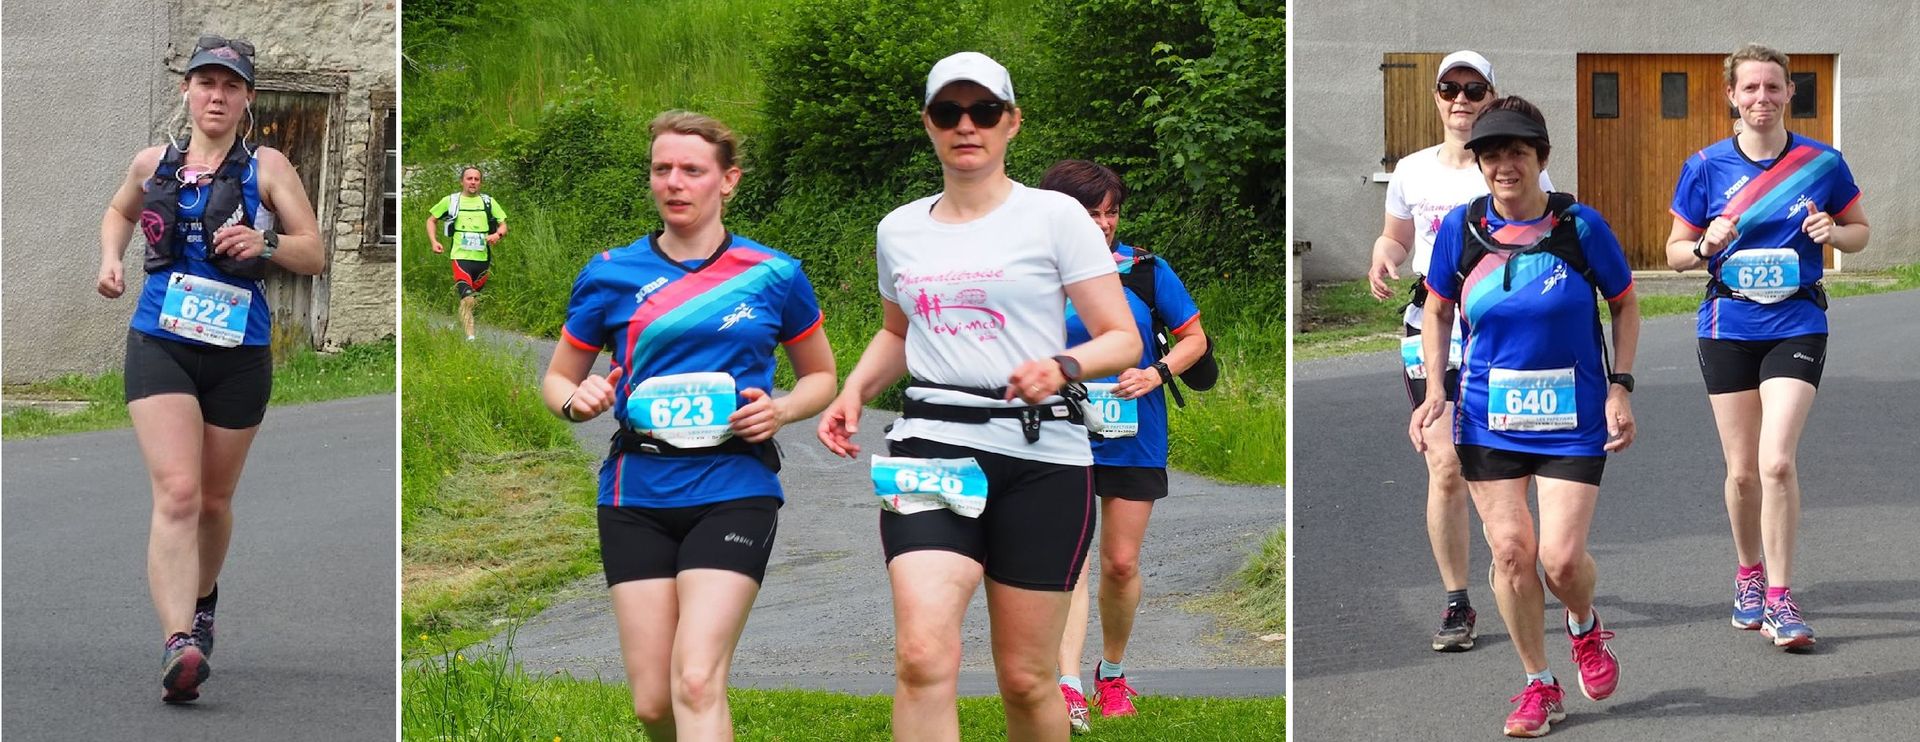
xmin=1731 ymin=570 xmax=1765 ymax=630
xmin=1094 ymin=675 xmax=1139 ymax=718
xmin=1761 ymin=595 xmax=1816 ymax=648
xmin=1432 ymin=603 xmax=1478 ymax=651
xmin=1566 ymin=611 xmax=1619 ymax=701
xmin=192 ymin=606 xmax=216 ymax=657
xmin=160 ymin=632 xmax=210 ymax=704
xmin=1060 ymin=683 xmax=1091 ymax=734
xmin=1504 ymin=679 xmax=1566 ymax=738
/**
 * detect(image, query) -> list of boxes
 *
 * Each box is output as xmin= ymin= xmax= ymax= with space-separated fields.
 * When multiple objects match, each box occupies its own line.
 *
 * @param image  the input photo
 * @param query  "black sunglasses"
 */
xmin=1437 ymin=81 xmax=1491 ymax=102
xmin=195 ymin=35 xmax=256 ymax=57
xmin=926 ymin=100 xmax=1007 ymax=130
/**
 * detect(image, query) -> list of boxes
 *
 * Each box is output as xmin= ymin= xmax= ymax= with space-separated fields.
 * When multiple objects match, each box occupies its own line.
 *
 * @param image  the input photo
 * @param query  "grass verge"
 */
xmin=1 ymin=338 xmax=395 ymax=440
xmin=400 ymin=305 xmax=599 ymax=656
xmin=405 ymin=644 xmax=1285 ymax=741
xmin=1297 ymin=263 xmax=1920 ymax=360
xmin=1189 ymin=526 xmax=1285 ymax=663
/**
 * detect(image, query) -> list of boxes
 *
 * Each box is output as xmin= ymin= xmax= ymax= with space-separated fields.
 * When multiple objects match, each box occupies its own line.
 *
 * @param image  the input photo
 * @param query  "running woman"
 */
xmin=1038 ymin=160 xmax=1208 ymax=732
xmin=1664 ymin=43 xmax=1869 ymax=649
xmin=815 ymin=53 xmax=1141 ymax=742
xmin=97 ymin=34 xmax=327 ymax=703
xmin=427 ymin=166 xmax=508 ymax=341
xmin=1369 ymin=51 xmax=1553 ymax=652
xmin=1411 ymin=97 xmax=1640 ymax=737
xmin=542 ymin=111 xmax=838 ymax=739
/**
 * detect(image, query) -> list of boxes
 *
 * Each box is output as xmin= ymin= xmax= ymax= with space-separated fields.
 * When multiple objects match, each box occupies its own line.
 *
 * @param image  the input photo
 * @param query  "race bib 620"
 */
xmin=871 ymin=456 xmax=990 ymax=518
xmin=1401 ymin=335 xmax=1463 ymax=380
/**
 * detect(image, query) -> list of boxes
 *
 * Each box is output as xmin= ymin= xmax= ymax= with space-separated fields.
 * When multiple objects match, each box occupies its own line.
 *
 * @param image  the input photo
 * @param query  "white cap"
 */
xmin=924 ymin=52 xmax=1016 ymax=105
xmin=1436 ymin=50 xmax=1495 ymax=88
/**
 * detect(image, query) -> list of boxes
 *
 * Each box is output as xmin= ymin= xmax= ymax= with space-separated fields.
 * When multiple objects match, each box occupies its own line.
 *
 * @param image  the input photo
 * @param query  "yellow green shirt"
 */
xmin=431 ymin=192 xmax=507 ymax=261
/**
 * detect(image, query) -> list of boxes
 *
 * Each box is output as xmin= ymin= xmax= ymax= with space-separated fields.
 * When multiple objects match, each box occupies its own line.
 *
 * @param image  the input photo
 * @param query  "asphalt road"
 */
xmin=472 ymin=329 xmax=1288 ymax=699
xmin=2 ymin=395 xmax=398 ymax=742
xmin=1292 ymin=290 xmax=1920 ymax=739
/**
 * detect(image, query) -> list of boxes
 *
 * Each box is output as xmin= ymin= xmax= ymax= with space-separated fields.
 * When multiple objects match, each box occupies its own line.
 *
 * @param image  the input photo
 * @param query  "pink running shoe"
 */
xmin=1504 ymin=679 xmax=1567 ymax=737
xmin=1094 ymin=675 xmax=1139 ymax=718
xmin=1060 ymin=683 xmax=1091 ymax=734
xmin=1567 ymin=611 xmax=1619 ymax=701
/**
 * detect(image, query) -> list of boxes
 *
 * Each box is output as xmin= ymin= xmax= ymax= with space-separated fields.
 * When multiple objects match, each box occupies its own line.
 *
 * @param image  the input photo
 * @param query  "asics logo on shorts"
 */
xmin=723 ymin=532 xmax=755 ymax=547
xmin=1793 ymin=352 xmax=1818 ymax=363
xmin=719 ymin=302 xmax=756 ymax=330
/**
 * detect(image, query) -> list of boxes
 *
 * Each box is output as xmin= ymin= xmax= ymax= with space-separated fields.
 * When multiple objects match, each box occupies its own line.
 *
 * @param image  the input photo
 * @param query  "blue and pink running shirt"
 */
xmin=1064 ymin=244 xmax=1201 ymax=468
xmin=1671 ymin=134 xmax=1861 ymax=340
xmin=562 ymin=233 xmax=824 ymax=508
xmin=1425 ymin=202 xmax=1635 ymax=457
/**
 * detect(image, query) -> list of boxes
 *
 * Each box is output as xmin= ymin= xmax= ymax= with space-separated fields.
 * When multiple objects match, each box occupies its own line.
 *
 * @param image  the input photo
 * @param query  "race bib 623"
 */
xmin=626 ymin=372 xmax=737 ymax=448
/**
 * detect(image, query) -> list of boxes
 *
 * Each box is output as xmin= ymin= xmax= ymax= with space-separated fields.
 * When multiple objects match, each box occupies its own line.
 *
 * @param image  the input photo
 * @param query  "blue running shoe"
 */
xmin=1731 ymin=571 xmax=1765 ymax=630
xmin=1761 ymin=594 xmax=1815 ymax=649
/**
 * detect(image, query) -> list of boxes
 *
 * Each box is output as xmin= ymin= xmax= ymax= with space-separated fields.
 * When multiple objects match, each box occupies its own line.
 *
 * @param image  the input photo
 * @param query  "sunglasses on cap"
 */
xmin=1437 ymin=81 xmax=1491 ymax=102
xmin=195 ymin=35 xmax=256 ymax=57
xmin=926 ymin=100 xmax=1007 ymax=130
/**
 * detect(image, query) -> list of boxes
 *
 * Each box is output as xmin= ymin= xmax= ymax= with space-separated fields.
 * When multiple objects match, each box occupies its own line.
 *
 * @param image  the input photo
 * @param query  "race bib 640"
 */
xmin=1084 ymin=382 xmax=1138 ymax=437
xmin=1487 ymin=367 xmax=1577 ymax=432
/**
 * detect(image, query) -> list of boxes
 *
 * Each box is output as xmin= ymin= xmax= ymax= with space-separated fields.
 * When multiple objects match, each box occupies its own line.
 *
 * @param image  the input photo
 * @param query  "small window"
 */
xmin=1790 ymin=72 xmax=1818 ymax=118
xmin=1591 ymin=72 xmax=1619 ymax=118
xmin=381 ymin=108 xmax=398 ymax=242
xmin=1660 ymin=72 xmax=1688 ymax=119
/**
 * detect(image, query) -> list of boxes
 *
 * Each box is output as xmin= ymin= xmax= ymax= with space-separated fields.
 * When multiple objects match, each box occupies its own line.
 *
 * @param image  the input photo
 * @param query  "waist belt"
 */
xmin=610 ymin=429 xmax=782 ymax=473
xmin=1706 ymin=278 xmax=1829 ymax=310
xmin=900 ymin=379 xmax=1084 ymax=444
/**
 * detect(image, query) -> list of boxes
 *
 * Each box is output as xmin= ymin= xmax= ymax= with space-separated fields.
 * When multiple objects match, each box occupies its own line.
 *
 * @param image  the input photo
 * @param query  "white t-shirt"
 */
xmin=876 ymin=182 xmax=1115 ymax=466
xmin=1386 ymin=144 xmax=1554 ymax=327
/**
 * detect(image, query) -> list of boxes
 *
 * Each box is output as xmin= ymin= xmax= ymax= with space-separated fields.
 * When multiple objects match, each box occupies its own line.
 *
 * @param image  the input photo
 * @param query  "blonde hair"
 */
xmin=649 ymin=110 xmax=743 ymax=171
xmin=1724 ymin=43 xmax=1790 ymax=87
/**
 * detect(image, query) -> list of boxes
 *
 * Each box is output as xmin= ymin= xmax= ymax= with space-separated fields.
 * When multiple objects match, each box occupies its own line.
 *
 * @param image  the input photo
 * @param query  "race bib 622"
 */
xmin=159 ymin=272 xmax=251 ymax=347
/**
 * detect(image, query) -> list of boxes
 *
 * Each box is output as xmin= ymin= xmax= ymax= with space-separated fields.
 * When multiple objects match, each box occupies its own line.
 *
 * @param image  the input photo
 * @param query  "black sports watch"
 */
xmin=260 ymin=229 xmax=279 ymax=259
xmin=1608 ymin=372 xmax=1636 ymax=393
xmin=1691 ymin=239 xmax=1709 ymax=260
xmin=1151 ymin=361 xmax=1174 ymax=386
xmin=1051 ymin=354 xmax=1082 ymax=383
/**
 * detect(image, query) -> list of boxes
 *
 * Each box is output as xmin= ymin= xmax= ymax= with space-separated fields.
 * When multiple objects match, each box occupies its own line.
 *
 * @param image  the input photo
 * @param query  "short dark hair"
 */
xmin=461 ymin=166 xmax=484 ymax=178
xmin=1038 ymin=159 xmax=1127 ymax=209
xmin=1474 ymin=96 xmax=1552 ymax=162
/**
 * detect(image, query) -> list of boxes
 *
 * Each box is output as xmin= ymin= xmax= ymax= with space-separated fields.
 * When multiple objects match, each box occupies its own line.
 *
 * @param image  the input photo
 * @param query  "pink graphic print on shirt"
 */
xmin=901 ymin=269 xmax=1008 ymax=342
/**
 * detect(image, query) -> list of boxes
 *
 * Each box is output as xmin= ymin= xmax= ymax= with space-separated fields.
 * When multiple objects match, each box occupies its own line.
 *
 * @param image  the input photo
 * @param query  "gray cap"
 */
xmin=186 ymin=39 xmax=255 ymax=86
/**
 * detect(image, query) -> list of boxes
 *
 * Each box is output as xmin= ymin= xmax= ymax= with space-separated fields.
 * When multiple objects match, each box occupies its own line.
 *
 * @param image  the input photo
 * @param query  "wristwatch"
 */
xmin=1051 ymin=354 xmax=1082 ymax=383
xmin=260 ymin=229 xmax=279 ymax=260
xmin=1691 ymin=239 xmax=1709 ymax=260
xmin=1608 ymin=372 xmax=1636 ymax=393
xmin=1152 ymin=361 xmax=1174 ymax=386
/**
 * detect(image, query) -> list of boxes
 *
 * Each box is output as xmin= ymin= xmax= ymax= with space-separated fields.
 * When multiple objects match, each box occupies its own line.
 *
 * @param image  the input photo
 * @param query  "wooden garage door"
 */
xmin=1576 ymin=53 xmax=1834 ymax=269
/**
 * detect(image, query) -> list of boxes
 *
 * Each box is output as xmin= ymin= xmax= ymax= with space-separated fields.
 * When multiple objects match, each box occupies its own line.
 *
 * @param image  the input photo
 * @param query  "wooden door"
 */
xmin=251 ymin=90 xmax=333 ymax=356
xmin=1381 ymin=52 xmax=1447 ymax=171
xmin=1576 ymin=53 xmax=1835 ymax=269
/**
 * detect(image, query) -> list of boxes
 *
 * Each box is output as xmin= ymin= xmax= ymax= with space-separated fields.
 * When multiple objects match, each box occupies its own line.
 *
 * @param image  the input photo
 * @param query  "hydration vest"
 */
xmin=442 ymin=192 xmax=499 ymax=237
xmin=139 ymin=140 xmax=268 ymax=280
xmin=1455 ymin=192 xmax=1615 ymax=374
xmin=1117 ymin=248 xmax=1219 ymax=405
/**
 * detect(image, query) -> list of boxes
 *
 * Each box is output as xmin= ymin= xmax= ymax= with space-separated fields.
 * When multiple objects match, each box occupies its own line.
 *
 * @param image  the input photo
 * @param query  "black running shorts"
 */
xmin=1697 ymin=334 xmax=1827 ymax=394
xmin=123 ymin=329 xmax=273 ymax=429
xmin=1457 ymin=444 xmax=1606 ymax=486
xmin=597 ymin=496 xmax=781 ymax=585
xmin=452 ymin=259 xmax=491 ymax=298
xmin=878 ymin=438 xmax=1095 ymax=592
xmin=1093 ymin=465 xmax=1169 ymax=502
xmin=1403 ymin=323 xmax=1461 ymax=407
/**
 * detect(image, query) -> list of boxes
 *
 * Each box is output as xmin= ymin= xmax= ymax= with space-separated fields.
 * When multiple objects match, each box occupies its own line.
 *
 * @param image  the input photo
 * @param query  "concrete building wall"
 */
xmin=1294 ymin=3 xmax=1920 ymax=281
xmin=1 ymin=0 xmax=395 ymax=383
